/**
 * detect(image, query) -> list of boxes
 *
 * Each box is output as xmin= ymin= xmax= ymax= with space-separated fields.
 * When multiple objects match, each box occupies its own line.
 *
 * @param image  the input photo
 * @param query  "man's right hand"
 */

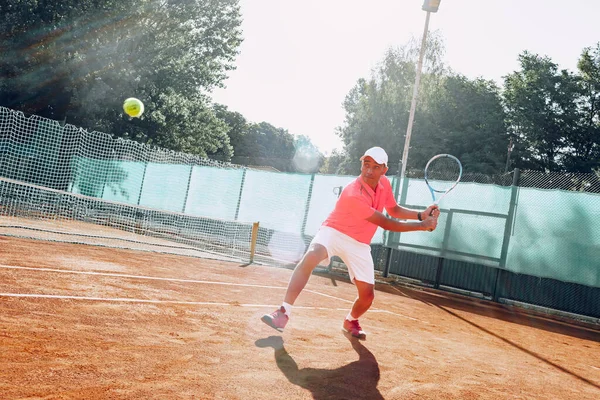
xmin=422 ymin=213 xmax=439 ymax=232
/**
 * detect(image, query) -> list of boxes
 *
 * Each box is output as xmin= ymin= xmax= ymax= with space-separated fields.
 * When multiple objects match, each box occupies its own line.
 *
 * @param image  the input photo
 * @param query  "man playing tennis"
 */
xmin=261 ymin=146 xmax=440 ymax=339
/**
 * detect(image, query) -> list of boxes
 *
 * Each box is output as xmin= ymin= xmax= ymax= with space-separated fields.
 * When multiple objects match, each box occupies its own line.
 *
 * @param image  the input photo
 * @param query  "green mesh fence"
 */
xmin=237 ymin=170 xmax=313 ymax=233
xmin=1 ymin=106 xmax=599 ymax=293
xmin=506 ymin=187 xmax=600 ymax=287
xmin=386 ymin=172 xmax=600 ymax=290
xmin=138 ymin=163 xmax=192 ymax=213
xmin=101 ymin=161 xmax=146 ymax=204
xmin=389 ymin=178 xmax=513 ymax=265
xmin=185 ymin=166 xmax=245 ymax=220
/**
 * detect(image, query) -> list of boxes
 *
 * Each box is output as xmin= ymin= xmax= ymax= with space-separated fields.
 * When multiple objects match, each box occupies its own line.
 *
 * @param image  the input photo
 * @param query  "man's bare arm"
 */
xmin=366 ymin=210 xmax=438 ymax=232
xmin=386 ymin=204 xmax=440 ymax=220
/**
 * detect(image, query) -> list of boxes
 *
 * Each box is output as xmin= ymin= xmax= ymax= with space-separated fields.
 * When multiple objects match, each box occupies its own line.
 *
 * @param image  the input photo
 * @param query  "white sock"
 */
xmin=346 ymin=313 xmax=358 ymax=321
xmin=282 ymin=302 xmax=293 ymax=317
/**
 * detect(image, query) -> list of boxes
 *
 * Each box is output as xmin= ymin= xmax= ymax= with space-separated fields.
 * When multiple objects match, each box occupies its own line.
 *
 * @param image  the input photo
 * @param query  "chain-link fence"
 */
xmin=1 ymin=106 xmax=599 ymax=320
xmin=382 ymin=166 xmax=600 ymax=320
xmin=519 ymin=170 xmax=600 ymax=192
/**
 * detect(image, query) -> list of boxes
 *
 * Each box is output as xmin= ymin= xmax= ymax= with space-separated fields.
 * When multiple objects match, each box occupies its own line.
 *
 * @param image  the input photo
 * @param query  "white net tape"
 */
xmin=0 ymin=176 xmax=254 ymax=262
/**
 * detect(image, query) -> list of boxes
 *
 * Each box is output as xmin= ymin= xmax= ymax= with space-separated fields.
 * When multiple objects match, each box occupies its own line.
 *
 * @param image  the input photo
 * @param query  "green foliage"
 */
xmin=319 ymin=149 xmax=348 ymax=174
xmin=336 ymin=33 xmax=507 ymax=175
xmin=0 ymin=0 xmax=242 ymax=157
xmin=336 ymin=49 xmax=417 ymax=175
xmin=504 ymin=49 xmax=600 ymax=173
xmin=214 ymin=104 xmax=323 ymax=172
xmin=570 ymin=44 xmax=600 ymax=172
xmin=213 ymin=103 xmax=248 ymax=162
xmin=292 ymin=135 xmax=324 ymax=173
xmin=232 ymin=122 xmax=295 ymax=172
xmin=333 ymin=37 xmax=600 ymax=175
xmin=418 ymin=76 xmax=508 ymax=174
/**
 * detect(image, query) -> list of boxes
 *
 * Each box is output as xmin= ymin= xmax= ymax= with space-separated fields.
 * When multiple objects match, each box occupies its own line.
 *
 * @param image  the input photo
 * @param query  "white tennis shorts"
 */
xmin=311 ymin=226 xmax=375 ymax=285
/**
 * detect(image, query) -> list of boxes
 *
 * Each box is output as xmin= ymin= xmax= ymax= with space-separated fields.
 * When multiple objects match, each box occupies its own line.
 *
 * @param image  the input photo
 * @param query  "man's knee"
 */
xmin=361 ymin=289 xmax=375 ymax=303
xmin=355 ymin=281 xmax=375 ymax=302
xmin=299 ymin=243 xmax=328 ymax=268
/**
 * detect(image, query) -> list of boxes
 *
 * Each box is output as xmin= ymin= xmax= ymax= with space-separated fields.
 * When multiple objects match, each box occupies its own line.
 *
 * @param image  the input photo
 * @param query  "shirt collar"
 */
xmin=358 ymin=176 xmax=382 ymax=197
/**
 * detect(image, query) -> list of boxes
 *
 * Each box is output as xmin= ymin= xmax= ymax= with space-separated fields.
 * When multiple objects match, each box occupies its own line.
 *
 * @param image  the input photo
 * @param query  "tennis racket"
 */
xmin=424 ymin=154 xmax=462 ymax=214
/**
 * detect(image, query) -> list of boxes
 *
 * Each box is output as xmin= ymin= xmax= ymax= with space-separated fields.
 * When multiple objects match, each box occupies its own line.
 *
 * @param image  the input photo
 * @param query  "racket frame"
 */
xmin=424 ymin=153 xmax=463 ymax=205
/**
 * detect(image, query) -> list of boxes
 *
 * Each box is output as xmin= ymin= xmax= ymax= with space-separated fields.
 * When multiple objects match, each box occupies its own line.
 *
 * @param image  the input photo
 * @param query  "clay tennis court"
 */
xmin=1 ymin=235 xmax=599 ymax=399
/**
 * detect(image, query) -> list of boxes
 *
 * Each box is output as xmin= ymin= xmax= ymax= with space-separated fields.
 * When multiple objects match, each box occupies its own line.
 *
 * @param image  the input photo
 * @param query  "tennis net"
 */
xmin=0 ymin=176 xmax=259 ymax=263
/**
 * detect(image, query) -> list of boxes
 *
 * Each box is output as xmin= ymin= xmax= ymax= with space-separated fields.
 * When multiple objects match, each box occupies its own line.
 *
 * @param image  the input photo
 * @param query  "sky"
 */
xmin=211 ymin=0 xmax=600 ymax=154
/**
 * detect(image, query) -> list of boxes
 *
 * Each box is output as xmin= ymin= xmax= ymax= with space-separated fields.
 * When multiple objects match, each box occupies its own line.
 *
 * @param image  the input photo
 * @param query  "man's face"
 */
xmin=360 ymin=156 xmax=388 ymax=186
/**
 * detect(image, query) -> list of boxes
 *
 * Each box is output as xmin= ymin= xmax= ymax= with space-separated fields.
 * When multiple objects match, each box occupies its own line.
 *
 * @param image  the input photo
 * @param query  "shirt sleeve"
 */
xmin=343 ymin=194 xmax=376 ymax=220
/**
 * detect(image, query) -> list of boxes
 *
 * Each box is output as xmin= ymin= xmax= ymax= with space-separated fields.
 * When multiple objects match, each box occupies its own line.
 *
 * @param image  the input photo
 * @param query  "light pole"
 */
xmin=399 ymin=0 xmax=442 ymax=179
xmin=386 ymin=0 xmax=442 ymax=279
xmin=504 ymin=137 xmax=514 ymax=173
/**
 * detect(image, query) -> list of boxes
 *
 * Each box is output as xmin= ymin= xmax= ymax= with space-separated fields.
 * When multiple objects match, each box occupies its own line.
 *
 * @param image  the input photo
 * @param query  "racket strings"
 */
xmin=426 ymin=158 xmax=461 ymax=191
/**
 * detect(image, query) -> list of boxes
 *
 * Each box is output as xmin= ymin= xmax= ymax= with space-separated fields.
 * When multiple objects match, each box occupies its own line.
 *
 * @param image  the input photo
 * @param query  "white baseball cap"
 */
xmin=360 ymin=146 xmax=388 ymax=166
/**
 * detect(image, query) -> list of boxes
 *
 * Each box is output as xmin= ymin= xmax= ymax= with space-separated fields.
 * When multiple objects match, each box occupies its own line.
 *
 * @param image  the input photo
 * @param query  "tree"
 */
xmin=336 ymin=48 xmax=423 ymax=175
xmin=417 ymin=76 xmax=508 ymax=174
xmin=232 ymin=122 xmax=296 ymax=171
xmin=319 ymin=149 xmax=348 ymax=174
xmin=211 ymin=103 xmax=248 ymax=162
xmin=213 ymin=104 xmax=324 ymax=172
xmin=292 ymin=135 xmax=324 ymax=173
xmin=0 ymin=0 xmax=243 ymax=156
xmin=336 ymin=34 xmax=507 ymax=176
xmin=566 ymin=44 xmax=600 ymax=172
xmin=503 ymin=52 xmax=582 ymax=172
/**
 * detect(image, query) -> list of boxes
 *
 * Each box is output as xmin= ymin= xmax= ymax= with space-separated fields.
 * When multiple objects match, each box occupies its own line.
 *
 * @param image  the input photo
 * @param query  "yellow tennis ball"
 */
xmin=123 ymin=97 xmax=144 ymax=118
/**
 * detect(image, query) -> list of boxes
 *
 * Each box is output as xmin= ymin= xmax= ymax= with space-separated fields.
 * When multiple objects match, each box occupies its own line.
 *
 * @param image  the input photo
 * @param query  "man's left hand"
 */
xmin=424 ymin=204 xmax=440 ymax=218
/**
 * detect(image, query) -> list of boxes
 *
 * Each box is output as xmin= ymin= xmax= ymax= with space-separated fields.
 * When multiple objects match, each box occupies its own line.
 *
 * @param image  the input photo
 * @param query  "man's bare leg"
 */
xmin=261 ymin=244 xmax=328 ymax=332
xmin=342 ymin=279 xmax=375 ymax=339
xmin=348 ymin=279 xmax=375 ymax=319
xmin=283 ymin=243 xmax=328 ymax=305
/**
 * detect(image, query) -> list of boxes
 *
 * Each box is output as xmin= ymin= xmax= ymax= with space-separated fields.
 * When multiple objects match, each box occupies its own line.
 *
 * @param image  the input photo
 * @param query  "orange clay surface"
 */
xmin=0 ymin=235 xmax=599 ymax=399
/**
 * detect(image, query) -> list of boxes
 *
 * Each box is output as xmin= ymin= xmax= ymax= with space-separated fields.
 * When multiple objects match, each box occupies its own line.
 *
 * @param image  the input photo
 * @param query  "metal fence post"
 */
xmin=494 ymin=168 xmax=520 ymax=302
xmin=434 ymin=209 xmax=453 ymax=289
xmin=383 ymin=246 xmax=393 ymax=277
xmin=234 ymin=169 xmax=247 ymax=221
xmin=181 ymin=165 xmax=194 ymax=213
xmin=301 ymin=174 xmax=316 ymax=238
xmin=136 ymin=162 xmax=148 ymax=205
xmin=383 ymin=176 xmax=410 ymax=277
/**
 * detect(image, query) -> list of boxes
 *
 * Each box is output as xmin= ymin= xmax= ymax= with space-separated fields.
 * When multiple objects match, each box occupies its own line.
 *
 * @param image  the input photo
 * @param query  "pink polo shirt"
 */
xmin=323 ymin=175 xmax=397 ymax=244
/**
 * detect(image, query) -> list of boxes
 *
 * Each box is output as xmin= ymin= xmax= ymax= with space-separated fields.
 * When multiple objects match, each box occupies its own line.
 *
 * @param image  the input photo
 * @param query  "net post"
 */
xmin=249 ymin=221 xmax=260 ymax=264
xmin=494 ymin=168 xmax=520 ymax=302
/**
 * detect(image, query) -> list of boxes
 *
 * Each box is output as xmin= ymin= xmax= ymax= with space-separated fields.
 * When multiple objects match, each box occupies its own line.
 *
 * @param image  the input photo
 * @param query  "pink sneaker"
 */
xmin=261 ymin=306 xmax=289 ymax=332
xmin=342 ymin=319 xmax=366 ymax=339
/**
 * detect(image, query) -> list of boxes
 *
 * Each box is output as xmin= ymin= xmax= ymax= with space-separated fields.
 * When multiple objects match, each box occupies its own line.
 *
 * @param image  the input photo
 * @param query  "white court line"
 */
xmin=0 ymin=292 xmax=424 ymax=322
xmin=0 ymin=264 xmax=354 ymax=303
xmin=304 ymin=289 xmax=353 ymax=304
xmin=0 ymin=264 xmax=425 ymax=322
xmin=0 ymin=292 xmax=342 ymax=310
xmin=0 ymin=264 xmax=284 ymax=290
